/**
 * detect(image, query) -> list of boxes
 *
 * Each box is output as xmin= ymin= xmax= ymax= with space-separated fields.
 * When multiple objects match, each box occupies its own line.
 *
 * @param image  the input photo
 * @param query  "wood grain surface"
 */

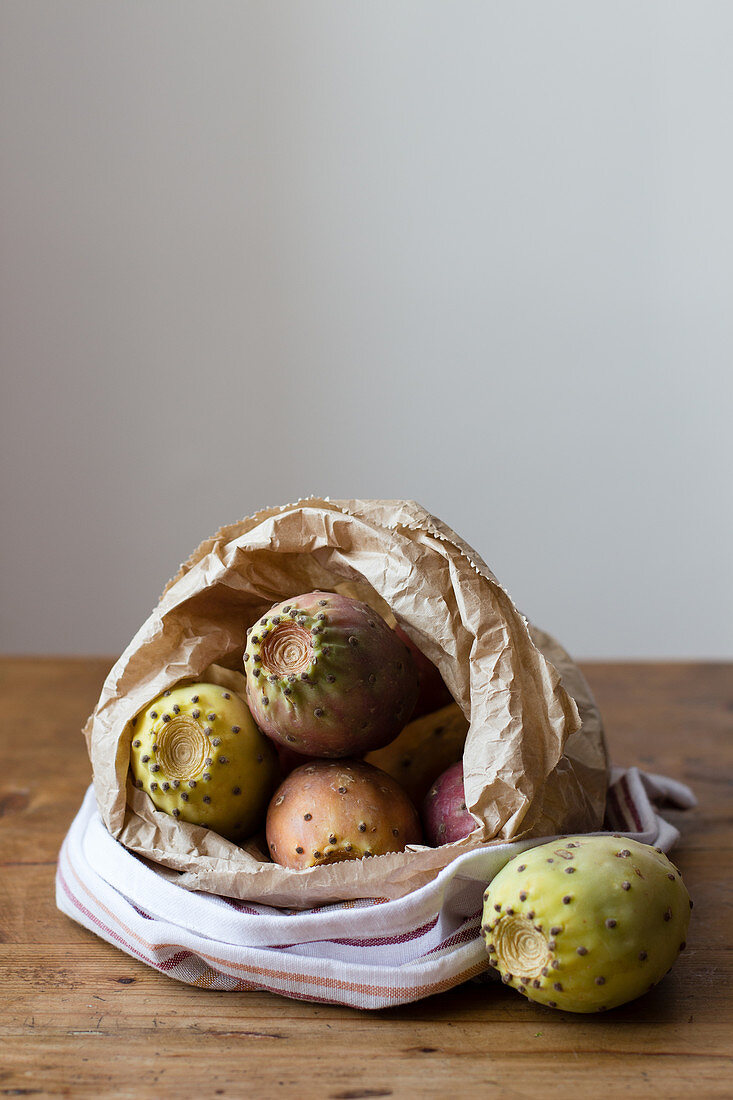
xmin=0 ymin=657 xmax=731 ymax=1099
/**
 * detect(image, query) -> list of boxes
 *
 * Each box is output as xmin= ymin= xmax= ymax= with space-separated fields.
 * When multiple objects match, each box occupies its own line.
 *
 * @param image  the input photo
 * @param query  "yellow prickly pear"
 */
xmin=481 ymin=835 xmax=691 ymax=1013
xmin=129 ymin=682 xmax=278 ymax=842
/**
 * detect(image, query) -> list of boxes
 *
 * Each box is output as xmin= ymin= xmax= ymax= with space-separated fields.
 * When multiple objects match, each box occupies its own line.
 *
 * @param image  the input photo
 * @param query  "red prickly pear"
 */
xmin=393 ymin=624 xmax=453 ymax=719
xmin=244 ymin=592 xmax=418 ymax=758
xmin=273 ymin=740 xmax=316 ymax=777
xmin=422 ymin=760 xmax=477 ymax=845
xmin=266 ymin=759 xmax=423 ymax=869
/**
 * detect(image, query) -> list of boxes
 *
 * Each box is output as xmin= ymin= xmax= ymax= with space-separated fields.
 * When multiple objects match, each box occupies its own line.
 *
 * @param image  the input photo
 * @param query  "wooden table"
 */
xmin=1 ymin=658 xmax=731 ymax=1098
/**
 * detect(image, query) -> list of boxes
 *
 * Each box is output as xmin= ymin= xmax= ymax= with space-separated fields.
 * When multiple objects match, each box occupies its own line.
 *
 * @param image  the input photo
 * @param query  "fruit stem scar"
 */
xmin=260 ymin=622 xmax=314 ymax=677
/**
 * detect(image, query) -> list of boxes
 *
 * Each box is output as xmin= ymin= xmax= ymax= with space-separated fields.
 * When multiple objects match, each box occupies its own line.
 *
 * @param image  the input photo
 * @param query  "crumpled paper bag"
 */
xmin=84 ymin=497 xmax=608 ymax=906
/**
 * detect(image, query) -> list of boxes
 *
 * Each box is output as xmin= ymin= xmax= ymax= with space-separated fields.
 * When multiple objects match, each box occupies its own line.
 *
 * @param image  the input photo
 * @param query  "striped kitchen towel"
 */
xmin=56 ymin=766 xmax=695 ymax=1009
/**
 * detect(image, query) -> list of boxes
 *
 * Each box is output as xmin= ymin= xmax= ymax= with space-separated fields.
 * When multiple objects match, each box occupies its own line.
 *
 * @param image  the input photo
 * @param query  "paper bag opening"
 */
xmin=83 ymin=497 xmax=608 ymax=907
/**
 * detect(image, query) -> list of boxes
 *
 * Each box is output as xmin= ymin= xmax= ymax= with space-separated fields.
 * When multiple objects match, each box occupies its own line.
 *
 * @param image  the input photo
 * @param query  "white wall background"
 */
xmin=1 ymin=1 xmax=731 ymax=659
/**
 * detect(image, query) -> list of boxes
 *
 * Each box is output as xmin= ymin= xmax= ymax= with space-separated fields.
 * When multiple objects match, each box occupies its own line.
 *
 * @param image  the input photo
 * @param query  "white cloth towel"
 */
xmin=56 ymin=767 xmax=696 ymax=1009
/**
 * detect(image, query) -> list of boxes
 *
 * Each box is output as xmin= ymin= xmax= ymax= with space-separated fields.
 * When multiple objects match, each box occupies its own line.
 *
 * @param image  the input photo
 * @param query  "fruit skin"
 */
xmin=365 ymin=702 xmax=468 ymax=805
xmin=129 ymin=682 xmax=278 ymax=843
xmin=266 ymin=759 xmax=423 ymax=870
xmin=394 ymin=624 xmax=453 ymax=719
xmin=481 ymin=835 xmax=691 ymax=1013
xmin=243 ymin=591 xmax=419 ymax=758
xmin=272 ymin=740 xmax=315 ymax=777
xmin=422 ymin=760 xmax=476 ymax=845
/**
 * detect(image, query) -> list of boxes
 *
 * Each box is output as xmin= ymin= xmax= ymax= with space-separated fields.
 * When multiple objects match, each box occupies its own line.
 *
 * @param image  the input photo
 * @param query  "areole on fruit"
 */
xmin=311 ymin=845 xmax=361 ymax=867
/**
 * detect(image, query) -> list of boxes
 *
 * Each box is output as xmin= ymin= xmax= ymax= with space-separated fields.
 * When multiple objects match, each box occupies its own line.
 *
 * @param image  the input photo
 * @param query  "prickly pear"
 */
xmin=244 ymin=592 xmax=418 ymax=758
xmin=266 ymin=759 xmax=423 ymax=869
xmin=272 ymin=740 xmax=315 ymax=777
xmin=393 ymin=624 xmax=453 ymax=718
xmin=366 ymin=702 xmax=468 ymax=804
xmin=481 ymin=835 xmax=692 ymax=1013
xmin=129 ymin=682 xmax=278 ymax=842
xmin=422 ymin=760 xmax=476 ymax=845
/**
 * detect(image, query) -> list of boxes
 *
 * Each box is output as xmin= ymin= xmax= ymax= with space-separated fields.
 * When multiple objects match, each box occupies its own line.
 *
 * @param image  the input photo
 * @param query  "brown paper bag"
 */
xmin=83 ymin=497 xmax=608 ymax=906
